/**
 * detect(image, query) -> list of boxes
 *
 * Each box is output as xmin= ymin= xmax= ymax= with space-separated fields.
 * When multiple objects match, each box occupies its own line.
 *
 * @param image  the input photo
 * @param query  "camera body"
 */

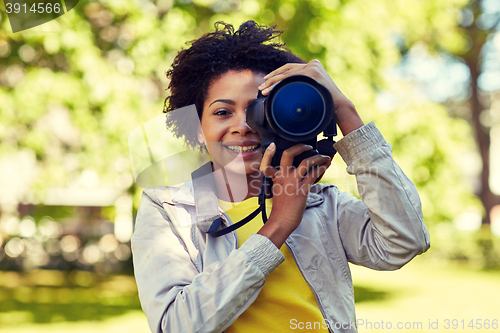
xmin=247 ymin=75 xmax=337 ymax=169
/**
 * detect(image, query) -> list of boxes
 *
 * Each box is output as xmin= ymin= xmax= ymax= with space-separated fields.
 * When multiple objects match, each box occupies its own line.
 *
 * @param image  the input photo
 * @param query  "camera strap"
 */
xmin=209 ymin=204 xmax=264 ymax=237
xmin=191 ymin=162 xmax=268 ymax=237
xmin=209 ymin=175 xmax=270 ymax=237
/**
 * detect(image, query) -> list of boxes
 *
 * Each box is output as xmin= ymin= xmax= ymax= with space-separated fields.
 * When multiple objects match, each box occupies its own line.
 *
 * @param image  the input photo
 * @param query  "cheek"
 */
xmin=203 ymin=121 xmax=226 ymax=141
xmin=200 ymin=125 xmax=226 ymax=156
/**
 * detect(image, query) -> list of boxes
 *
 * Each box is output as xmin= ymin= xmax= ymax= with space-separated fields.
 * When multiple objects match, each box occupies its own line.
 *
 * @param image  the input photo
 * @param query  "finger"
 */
xmin=303 ymin=159 xmax=332 ymax=184
xmin=263 ymin=59 xmax=322 ymax=83
xmin=280 ymin=144 xmax=314 ymax=169
xmin=260 ymin=64 xmax=305 ymax=95
xmin=260 ymin=82 xmax=277 ymax=96
xmin=296 ymin=154 xmax=331 ymax=178
xmin=260 ymin=142 xmax=279 ymax=178
xmin=263 ymin=63 xmax=304 ymax=80
xmin=261 ymin=67 xmax=302 ymax=95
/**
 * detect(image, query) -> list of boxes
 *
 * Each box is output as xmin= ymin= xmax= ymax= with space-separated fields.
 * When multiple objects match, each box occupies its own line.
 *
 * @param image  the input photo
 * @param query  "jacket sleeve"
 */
xmin=332 ymin=121 xmax=430 ymax=270
xmin=131 ymin=189 xmax=284 ymax=333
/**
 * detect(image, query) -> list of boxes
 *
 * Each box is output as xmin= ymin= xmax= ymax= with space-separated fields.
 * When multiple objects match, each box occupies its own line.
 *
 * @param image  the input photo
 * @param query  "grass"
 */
xmin=0 ymin=269 xmax=149 ymax=332
xmin=351 ymin=256 xmax=500 ymax=332
xmin=0 ymin=311 xmax=149 ymax=333
xmin=1 ymin=257 xmax=499 ymax=332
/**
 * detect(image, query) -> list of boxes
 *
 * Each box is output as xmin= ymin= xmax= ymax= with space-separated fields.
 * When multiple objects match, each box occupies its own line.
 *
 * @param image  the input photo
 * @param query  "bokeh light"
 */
xmin=5 ymin=237 xmax=25 ymax=258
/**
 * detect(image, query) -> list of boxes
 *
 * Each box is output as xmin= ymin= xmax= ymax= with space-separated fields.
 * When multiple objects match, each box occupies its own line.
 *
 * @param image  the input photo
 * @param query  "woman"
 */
xmin=131 ymin=21 xmax=430 ymax=333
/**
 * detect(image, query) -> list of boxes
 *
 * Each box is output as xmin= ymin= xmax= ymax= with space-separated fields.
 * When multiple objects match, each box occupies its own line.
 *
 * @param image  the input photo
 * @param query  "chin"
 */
xmin=212 ymin=156 xmax=261 ymax=177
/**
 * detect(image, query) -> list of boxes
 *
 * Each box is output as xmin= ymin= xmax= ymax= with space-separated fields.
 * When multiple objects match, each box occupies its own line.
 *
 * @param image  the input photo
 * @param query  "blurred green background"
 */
xmin=0 ymin=0 xmax=499 ymax=331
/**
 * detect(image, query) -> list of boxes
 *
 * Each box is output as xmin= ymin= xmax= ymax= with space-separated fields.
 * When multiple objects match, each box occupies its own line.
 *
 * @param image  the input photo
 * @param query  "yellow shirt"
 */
xmin=219 ymin=197 xmax=328 ymax=332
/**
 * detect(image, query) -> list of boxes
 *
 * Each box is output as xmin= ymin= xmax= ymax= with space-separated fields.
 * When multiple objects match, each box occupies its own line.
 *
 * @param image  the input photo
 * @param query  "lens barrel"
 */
xmin=246 ymin=75 xmax=336 ymax=169
xmin=265 ymin=75 xmax=333 ymax=142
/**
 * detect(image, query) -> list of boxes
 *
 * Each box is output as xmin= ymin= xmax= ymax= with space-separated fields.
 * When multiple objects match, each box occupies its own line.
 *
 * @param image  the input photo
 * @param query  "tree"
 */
xmin=456 ymin=0 xmax=500 ymax=225
xmin=0 ymin=0 xmax=478 ymax=229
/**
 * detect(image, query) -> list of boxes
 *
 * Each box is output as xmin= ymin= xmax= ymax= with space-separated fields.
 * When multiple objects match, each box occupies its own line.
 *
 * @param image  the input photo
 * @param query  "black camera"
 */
xmin=247 ymin=75 xmax=337 ymax=169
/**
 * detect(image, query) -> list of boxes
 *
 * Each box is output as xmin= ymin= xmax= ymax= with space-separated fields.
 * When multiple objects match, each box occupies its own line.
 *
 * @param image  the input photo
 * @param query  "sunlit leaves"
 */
xmin=0 ymin=0 xmax=479 ymax=226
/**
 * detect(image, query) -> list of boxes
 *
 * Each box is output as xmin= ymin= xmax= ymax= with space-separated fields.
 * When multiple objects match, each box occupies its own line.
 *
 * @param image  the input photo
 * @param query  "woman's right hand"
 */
xmin=257 ymin=142 xmax=331 ymax=248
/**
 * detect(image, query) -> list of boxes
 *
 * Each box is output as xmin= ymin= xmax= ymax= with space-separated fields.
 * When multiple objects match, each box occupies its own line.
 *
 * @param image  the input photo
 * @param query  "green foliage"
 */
xmin=429 ymin=224 xmax=500 ymax=270
xmin=0 ymin=0 xmax=478 ymax=229
xmin=21 ymin=205 xmax=75 ymax=222
xmin=373 ymin=80 xmax=481 ymax=225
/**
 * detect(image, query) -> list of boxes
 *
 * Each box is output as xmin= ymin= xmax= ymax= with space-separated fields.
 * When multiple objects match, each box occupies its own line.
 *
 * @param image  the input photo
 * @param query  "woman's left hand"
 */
xmin=258 ymin=59 xmax=364 ymax=136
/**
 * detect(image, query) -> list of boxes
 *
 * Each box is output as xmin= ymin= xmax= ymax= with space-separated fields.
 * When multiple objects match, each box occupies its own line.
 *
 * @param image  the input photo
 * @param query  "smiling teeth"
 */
xmin=226 ymin=145 xmax=259 ymax=153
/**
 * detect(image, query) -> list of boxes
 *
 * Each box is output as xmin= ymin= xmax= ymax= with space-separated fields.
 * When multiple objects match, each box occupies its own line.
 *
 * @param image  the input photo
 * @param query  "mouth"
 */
xmin=224 ymin=143 xmax=260 ymax=153
xmin=222 ymin=143 xmax=261 ymax=154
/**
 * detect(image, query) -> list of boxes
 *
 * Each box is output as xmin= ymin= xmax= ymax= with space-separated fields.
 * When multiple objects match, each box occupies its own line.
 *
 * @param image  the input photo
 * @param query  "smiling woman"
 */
xmin=163 ymin=22 xmax=304 ymax=151
xmin=198 ymin=70 xmax=265 ymax=179
xmin=131 ymin=21 xmax=430 ymax=333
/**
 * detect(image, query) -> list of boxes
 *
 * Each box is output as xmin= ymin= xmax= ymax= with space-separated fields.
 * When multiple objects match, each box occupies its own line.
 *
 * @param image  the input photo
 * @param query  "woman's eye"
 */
xmin=214 ymin=109 xmax=231 ymax=116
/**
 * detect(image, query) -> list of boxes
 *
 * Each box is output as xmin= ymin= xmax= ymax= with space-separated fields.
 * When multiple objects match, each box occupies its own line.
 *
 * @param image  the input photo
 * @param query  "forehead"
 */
xmin=205 ymin=70 xmax=265 ymax=100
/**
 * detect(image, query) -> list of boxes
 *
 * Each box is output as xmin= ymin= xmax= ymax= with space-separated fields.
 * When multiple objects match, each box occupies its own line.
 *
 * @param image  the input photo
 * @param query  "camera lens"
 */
xmin=270 ymin=81 xmax=326 ymax=138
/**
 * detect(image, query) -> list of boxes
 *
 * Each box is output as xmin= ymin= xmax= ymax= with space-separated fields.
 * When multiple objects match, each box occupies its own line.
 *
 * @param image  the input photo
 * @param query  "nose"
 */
xmin=231 ymin=110 xmax=255 ymax=135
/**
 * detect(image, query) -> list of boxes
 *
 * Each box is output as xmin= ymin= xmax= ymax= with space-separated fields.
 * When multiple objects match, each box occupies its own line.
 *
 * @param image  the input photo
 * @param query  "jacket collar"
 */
xmin=168 ymin=181 xmax=335 ymax=205
xmin=165 ymin=174 xmax=335 ymax=233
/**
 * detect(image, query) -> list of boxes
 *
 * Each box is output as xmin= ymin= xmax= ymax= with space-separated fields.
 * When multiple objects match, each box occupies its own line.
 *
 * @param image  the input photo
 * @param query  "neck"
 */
xmin=212 ymin=166 xmax=262 ymax=202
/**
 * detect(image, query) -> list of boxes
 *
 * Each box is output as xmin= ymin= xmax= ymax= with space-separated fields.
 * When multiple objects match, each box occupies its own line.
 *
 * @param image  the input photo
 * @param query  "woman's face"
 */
xmin=199 ymin=70 xmax=264 ymax=176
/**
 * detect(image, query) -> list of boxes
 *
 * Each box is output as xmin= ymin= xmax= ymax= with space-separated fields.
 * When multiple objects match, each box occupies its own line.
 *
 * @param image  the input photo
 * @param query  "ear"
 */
xmin=197 ymin=125 xmax=205 ymax=145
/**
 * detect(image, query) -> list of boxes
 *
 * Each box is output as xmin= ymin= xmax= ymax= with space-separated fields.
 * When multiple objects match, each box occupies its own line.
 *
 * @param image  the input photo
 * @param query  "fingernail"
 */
xmin=263 ymin=73 xmax=269 ymax=79
xmin=306 ymin=145 xmax=313 ymax=149
xmin=258 ymin=83 xmax=266 ymax=89
xmin=262 ymin=87 xmax=271 ymax=94
xmin=268 ymin=142 xmax=275 ymax=151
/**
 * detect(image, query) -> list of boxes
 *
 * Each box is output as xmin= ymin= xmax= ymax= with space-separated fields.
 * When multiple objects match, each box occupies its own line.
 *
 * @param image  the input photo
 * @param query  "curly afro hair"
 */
xmin=164 ymin=20 xmax=305 ymax=149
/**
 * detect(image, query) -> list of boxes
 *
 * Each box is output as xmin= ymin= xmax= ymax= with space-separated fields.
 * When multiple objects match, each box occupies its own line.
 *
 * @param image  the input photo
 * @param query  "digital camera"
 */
xmin=246 ymin=75 xmax=337 ymax=168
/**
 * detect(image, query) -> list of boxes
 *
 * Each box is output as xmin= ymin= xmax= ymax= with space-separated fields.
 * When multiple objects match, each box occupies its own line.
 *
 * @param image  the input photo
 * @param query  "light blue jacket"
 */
xmin=131 ymin=122 xmax=430 ymax=333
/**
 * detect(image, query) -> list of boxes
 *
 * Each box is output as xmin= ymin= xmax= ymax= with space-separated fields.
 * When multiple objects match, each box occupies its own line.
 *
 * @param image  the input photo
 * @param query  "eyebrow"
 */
xmin=208 ymin=98 xmax=258 ymax=107
xmin=209 ymin=99 xmax=235 ymax=107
